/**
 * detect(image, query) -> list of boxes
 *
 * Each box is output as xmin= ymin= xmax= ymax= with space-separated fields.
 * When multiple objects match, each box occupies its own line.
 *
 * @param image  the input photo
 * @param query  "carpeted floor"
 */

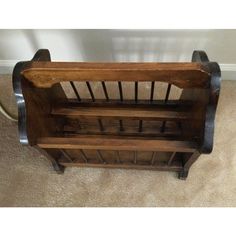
xmin=0 ymin=75 xmax=236 ymax=207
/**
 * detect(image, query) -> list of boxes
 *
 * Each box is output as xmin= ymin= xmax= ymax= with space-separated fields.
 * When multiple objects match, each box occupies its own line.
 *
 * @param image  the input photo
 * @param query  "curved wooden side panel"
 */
xmin=32 ymin=48 xmax=51 ymax=61
xmin=192 ymin=50 xmax=209 ymax=63
xmin=12 ymin=61 xmax=29 ymax=144
xmin=192 ymin=50 xmax=221 ymax=154
xmin=200 ymin=62 xmax=221 ymax=153
xmin=12 ymin=49 xmax=67 ymax=145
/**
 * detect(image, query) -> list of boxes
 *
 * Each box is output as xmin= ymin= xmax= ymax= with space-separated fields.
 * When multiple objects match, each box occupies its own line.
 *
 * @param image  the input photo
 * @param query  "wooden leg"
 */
xmin=178 ymin=169 xmax=189 ymax=180
xmin=49 ymin=156 xmax=65 ymax=174
xmin=35 ymin=147 xmax=65 ymax=174
xmin=184 ymin=151 xmax=200 ymax=170
xmin=178 ymin=151 xmax=200 ymax=180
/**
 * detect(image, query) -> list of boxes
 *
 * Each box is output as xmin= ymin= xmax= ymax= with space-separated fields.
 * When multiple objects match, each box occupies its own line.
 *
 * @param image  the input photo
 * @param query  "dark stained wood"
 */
xmin=86 ymin=81 xmax=95 ymax=102
xmin=150 ymin=81 xmax=155 ymax=102
xmin=180 ymin=51 xmax=221 ymax=154
xmin=160 ymin=84 xmax=172 ymax=133
xmin=135 ymin=81 xmax=138 ymax=102
xmin=179 ymin=151 xmax=201 ymax=180
xmin=51 ymin=104 xmax=192 ymax=121
xmin=61 ymin=149 xmax=73 ymax=162
xmin=98 ymin=119 xmax=104 ymax=132
xmin=101 ymin=81 xmax=109 ymax=101
xmin=138 ymin=120 xmax=143 ymax=132
xmin=79 ymin=149 xmax=88 ymax=163
xmin=116 ymin=151 xmax=121 ymax=163
xmin=97 ymin=150 xmax=106 ymax=164
xmin=151 ymin=152 xmax=158 ymax=165
xmin=168 ymin=152 xmax=176 ymax=166
xmin=12 ymin=49 xmax=67 ymax=146
xmin=13 ymin=49 xmax=221 ymax=179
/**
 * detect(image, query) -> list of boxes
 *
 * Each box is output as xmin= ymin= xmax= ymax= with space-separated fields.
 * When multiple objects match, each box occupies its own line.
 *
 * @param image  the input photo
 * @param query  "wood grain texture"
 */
xmin=21 ymin=62 xmax=210 ymax=89
xmin=37 ymin=136 xmax=197 ymax=152
xmin=51 ymin=104 xmax=192 ymax=121
xmin=13 ymin=49 xmax=67 ymax=145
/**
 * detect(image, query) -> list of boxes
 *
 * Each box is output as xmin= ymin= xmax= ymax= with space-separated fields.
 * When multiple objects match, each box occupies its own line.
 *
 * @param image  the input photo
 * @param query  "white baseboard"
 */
xmin=0 ymin=60 xmax=18 ymax=74
xmin=0 ymin=60 xmax=236 ymax=80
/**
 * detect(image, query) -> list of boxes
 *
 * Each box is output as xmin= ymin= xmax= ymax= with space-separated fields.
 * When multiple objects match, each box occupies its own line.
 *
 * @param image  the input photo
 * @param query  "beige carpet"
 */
xmin=0 ymin=75 xmax=236 ymax=207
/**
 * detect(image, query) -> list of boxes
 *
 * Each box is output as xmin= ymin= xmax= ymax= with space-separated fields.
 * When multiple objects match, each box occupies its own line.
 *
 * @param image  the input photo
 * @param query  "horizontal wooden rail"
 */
xmin=59 ymin=161 xmax=183 ymax=171
xmin=51 ymin=104 xmax=192 ymax=121
xmin=37 ymin=135 xmax=198 ymax=152
xmin=21 ymin=62 xmax=210 ymax=88
xmin=63 ymin=130 xmax=182 ymax=137
xmin=64 ymin=99 xmax=193 ymax=106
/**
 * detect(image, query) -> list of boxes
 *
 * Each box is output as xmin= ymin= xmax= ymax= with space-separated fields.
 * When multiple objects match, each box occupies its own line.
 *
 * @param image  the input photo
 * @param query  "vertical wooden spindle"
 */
xmin=118 ymin=81 xmax=123 ymax=101
xmin=160 ymin=84 xmax=172 ymax=132
xmin=86 ymin=81 xmax=95 ymax=102
xmin=77 ymin=120 xmax=82 ymax=130
xmin=135 ymin=81 xmax=138 ymax=103
xmin=116 ymin=151 xmax=121 ymax=163
xmin=70 ymin=82 xmax=82 ymax=129
xmin=80 ymin=149 xmax=88 ymax=163
xmin=101 ymin=81 xmax=109 ymax=101
xmin=119 ymin=120 xmax=124 ymax=132
xmin=134 ymin=151 xmax=137 ymax=164
xmin=164 ymin=84 xmax=171 ymax=103
xmin=118 ymin=81 xmax=124 ymax=131
xmin=139 ymin=120 xmax=143 ymax=132
xmin=150 ymin=81 xmax=155 ymax=102
xmin=61 ymin=149 xmax=73 ymax=162
xmin=168 ymin=152 xmax=176 ymax=166
xmin=97 ymin=150 xmax=106 ymax=164
xmin=86 ymin=81 xmax=104 ymax=132
xmin=98 ymin=119 xmax=104 ymax=132
xmin=178 ymin=121 xmax=182 ymax=134
xmin=70 ymin=81 xmax=81 ymax=101
xmin=135 ymin=82 xmax=142 ymax=132
xmin=151 ymin=152 xmax=157 ymax=165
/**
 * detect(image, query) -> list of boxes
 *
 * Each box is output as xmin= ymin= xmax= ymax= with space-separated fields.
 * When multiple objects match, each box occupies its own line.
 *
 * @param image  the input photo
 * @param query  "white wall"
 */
xmin=0 ymin=29 xmax=235 ymax=79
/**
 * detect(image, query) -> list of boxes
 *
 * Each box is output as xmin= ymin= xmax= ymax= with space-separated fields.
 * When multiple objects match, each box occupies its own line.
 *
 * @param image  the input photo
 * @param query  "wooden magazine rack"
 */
xmin=13 ymin=49 xmax=221 ymax=179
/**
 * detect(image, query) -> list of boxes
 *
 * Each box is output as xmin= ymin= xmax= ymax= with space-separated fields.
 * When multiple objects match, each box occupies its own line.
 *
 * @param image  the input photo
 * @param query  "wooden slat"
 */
xmin=21 ymin=62 xmax=210 ymax=88
xmin=64 ymin=99 xmax=193 ymax=106
xmin=58 ymin=161 xmax=183 ymax=171
xmin=63 ymin=130 xmax=182 ymax=138
xmin=51 ymin=105 xmax=191 ymax=121
xmin=37 ymin=136 xmax=198 ymax=152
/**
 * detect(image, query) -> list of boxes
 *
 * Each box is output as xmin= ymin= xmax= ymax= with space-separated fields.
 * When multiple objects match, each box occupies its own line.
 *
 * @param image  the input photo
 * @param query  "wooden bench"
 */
xmin=12 ymin=49 xmax=221 ymax=179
